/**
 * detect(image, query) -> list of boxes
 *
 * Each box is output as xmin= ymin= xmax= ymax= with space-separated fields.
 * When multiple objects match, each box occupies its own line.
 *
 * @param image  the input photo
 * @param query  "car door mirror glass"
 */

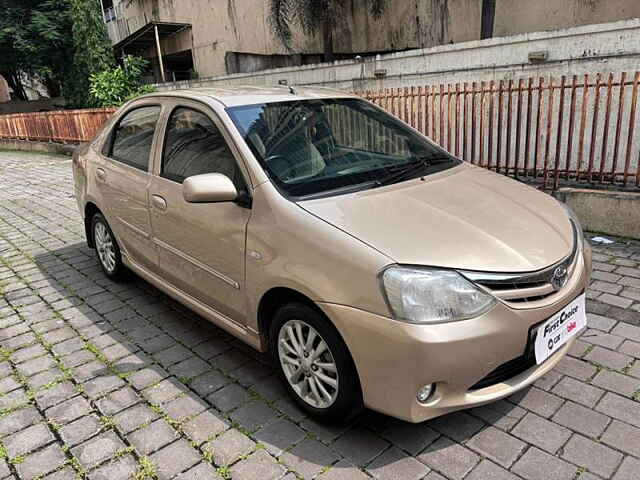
xmin=183 ymin=173 xmax=238 ymax=203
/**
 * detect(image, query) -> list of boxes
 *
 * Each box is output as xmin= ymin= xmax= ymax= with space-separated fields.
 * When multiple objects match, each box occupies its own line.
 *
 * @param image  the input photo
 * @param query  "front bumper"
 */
xmin=319 ymin=244 xmax=592 ymax=423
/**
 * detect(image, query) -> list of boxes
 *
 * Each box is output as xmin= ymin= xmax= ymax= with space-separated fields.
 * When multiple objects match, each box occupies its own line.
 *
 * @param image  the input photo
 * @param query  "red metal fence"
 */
xmin=0 ymin=72 xmax=639 ymax=190
xmin=361 ymin=72 xmax=640 ymax=189
xmin=0 ymin=108 xmax=116 ymax=144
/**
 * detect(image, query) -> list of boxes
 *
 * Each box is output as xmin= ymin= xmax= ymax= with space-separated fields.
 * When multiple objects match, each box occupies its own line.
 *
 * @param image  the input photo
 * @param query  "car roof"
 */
xmin=141 ymin=85 xmax=359 ymax=107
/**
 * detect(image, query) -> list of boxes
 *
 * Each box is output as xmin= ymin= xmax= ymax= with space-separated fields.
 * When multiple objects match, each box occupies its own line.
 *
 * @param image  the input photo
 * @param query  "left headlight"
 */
xmin=561 ymin=202 xmax=585 ymax=251
xmin=381 ymin=266 xmax=497 ymax=324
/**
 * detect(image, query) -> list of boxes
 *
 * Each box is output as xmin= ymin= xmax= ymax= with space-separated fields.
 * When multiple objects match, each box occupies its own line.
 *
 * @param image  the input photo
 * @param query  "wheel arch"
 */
xmin=84 ymin=202 xmax=102 ymax=248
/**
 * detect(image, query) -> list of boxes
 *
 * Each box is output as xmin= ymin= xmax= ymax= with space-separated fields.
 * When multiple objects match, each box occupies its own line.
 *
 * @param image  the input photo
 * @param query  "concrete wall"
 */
xmin=556 ymin=188 xmax=640 ymax=240
xmin=110 ymin=0 xmax=640 ymax=79
xmin=155 ymin=19 xmax=640 ymax=92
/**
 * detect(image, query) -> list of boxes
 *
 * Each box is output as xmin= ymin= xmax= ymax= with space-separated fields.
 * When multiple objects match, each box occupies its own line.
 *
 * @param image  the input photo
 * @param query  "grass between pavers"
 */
xmin=135 ymin=455 xmax=157 ymax=480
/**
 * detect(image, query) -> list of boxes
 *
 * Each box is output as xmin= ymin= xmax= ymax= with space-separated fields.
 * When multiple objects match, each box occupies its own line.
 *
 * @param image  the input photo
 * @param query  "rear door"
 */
xmin=148 ymin=100 xmax=252 ymax=324
xmin=98 ymin=103 xmax=161 ymax=271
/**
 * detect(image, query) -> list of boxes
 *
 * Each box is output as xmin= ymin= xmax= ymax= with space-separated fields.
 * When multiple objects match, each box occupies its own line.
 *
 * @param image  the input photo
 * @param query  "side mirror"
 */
xmin=183 ymin=173 xmax=238 ymax=203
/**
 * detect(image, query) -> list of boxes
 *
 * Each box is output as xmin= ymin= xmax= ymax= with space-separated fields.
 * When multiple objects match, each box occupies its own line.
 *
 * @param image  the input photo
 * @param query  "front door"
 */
xmin=98 ymin=105 xmax=161 ymax=272
xmin=148 ymin=105 xmax=251 ymax=323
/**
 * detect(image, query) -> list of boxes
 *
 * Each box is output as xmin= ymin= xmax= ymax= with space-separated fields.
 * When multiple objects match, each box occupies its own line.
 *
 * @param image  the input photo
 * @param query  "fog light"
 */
xmin=416 ymin=384 xmax=434 ymax=404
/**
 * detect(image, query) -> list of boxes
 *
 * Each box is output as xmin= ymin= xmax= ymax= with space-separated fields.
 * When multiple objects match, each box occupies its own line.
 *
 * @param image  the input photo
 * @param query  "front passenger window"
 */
xmin=108 ymin=106 xmax=160 ymax=171
xmin=162 ymin=107 xmax=244 ymax=189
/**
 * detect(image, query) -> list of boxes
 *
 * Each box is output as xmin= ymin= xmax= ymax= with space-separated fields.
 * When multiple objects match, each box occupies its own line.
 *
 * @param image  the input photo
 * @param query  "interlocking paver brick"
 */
xmin=45 ymin=395 xmax=92 ymax=425
xmin=511 ymin=412 xmax=570 ymax=454
xmin=561 ymin=434 xmax=623 ymax=478
xmin=592 ymin=369 xmax=639 ymax=396
xmin=252 ymin=418 xmax=305 ymax=457
xmin=95 ymin=387 xmax=140 ymax=416
xmin=555 ymin=357 xmax=598 ymax=381
xmin=596 ymin=392 xmax=640 ymax=427
xmin=0 ymin=407 xmax=43 ymax=438
xmin=366 ymin=446 xmax=430 ymax=480
xmin=0 ymin=377 xmax=20 ymax=396
xmin=550 ymin=376 xmax=604 ymax=407
xmin=205 ymin=428 xmax=256 ymax=466
xmin=188 ymin=370 xmax=229 ymax=397
xmin=512 ymin=447 xmax=576 ymax=480
xmin=44 ymin=467 xmax=80 ymax=480
xmin=380 ymin=421 xmax=439 ymax=456
xmin=149 ymin=439 xmax=201 ymax=480
xmin=601 ymin=420 xmax=640 ymax=458
xmin=586 ymin=313 xmax=617 ymax=332
xmin=87 ymin=455 xmax=138 ymax=480
xmin=59 ymin=414 xmax=102 ymax=446
xmin=228 ymin=400 xmax=278 ymax=432
xmin=507 ymin=387 xmax=563 ymax=418
xmin=16 ymin=443 xmax=67 ymax=480
xmin=552 ymin=401 xmax=610 ymax=438
xmin=167 ymin=356 xmax=210 ymax=380
xmin=113 ymin=403 xmax=159 ymax=434
xmin=71 ymin=430 xmax=126 ymax=470
xmin=467 ymin=426 xmax=526 ymax=468
xmin=466 ymin=460 xmax=519 ymax=480
xmin=34 ymin=381 xmax=77 ymax=410
xmin=162 ymin=395 xmax=208 ymax=422
xmin=27 ymin=367 xmax=65 ymax=390
xmin=128 ymin=418 xmax=178 ymax=455
xmin=206 ymin=382 xmax=250 ymax=412
xmin=126 ymin=365 xmax=169 ymax=390
xmin=428 ymin=411 xmax=484 ymax=442
xmin=181 ymin=409 xmax=228 ymax=445
xmin=614 ymin=456 xmax=640 ymax=480
xmin=142 ymin=378 xmax=188 ymax=405
xmin=82 ymin=375 xmax=125 ymax=399
xmin=231 ymin=450 xmax=285 ymax=480
xmin=176 ymin=463 xmax=222 ymax=480
xmin=4 ymin=422 xmax=54 ymax=458
xmin=619 ymin=339 xmax=640 ymax=358
xmin=581 ymin=329 xmax=625 ymax=350
xmin=280 ymin=438 xmax=340 ymax=478
xmin=418 ymin=436 xmax=479 ymax=480
xmin=584 ymin=346 xmax=633 ymax=370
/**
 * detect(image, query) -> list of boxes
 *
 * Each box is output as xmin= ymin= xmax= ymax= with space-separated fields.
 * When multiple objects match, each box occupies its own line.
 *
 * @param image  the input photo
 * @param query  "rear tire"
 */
xmin=91 ymin=213 xmax=126 ymax=281
xmin=270 ymin=302 xmax=363 ymax=423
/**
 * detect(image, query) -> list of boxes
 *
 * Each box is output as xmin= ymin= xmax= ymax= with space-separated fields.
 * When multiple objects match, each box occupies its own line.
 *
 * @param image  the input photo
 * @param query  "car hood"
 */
xmin=298 ymin=164 xmax=573 ymax=272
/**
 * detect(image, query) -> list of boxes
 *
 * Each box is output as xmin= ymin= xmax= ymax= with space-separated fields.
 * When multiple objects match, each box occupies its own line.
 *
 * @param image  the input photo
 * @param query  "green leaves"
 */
xmin=89 ymin=55 xmax=155 ymax=108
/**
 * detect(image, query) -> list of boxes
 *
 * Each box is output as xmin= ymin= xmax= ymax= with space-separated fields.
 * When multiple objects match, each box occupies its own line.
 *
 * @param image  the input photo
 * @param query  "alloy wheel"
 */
xmin=277 ymin=319 xmax=339 ymax=409
xmin=94 ymin=221 xmax=116 ymax=273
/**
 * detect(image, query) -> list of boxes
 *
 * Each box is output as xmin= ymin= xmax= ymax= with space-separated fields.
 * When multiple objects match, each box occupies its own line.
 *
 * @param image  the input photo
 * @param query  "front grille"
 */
xmin=469 ymin=329 xmax=538 ymax=390
xmin=460 ymin=221 xmax=580 ymax=305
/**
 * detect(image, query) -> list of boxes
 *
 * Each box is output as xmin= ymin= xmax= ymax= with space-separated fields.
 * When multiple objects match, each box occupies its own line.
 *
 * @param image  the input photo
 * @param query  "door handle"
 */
xmin=151 ymin=194 xmax=167 ymax=211
xmin=96 ymin=168 xmax=106 ymax=181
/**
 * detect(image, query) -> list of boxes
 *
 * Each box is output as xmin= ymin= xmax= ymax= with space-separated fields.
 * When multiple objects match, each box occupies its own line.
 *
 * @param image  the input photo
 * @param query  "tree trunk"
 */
xmin=1 ymin=71 xmax=28 ymax=101
xmin=322 ymin=16 xmax=334 ymax=63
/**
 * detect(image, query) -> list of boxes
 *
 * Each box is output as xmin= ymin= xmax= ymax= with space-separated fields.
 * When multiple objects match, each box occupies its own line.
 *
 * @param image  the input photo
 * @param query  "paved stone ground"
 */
xmin=0 ymin=150 xmax=639 ymax=480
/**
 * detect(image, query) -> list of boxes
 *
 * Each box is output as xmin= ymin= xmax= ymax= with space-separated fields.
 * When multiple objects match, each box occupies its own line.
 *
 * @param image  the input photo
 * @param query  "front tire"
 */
xmin=270 ymin=303 xmax=363 ymax=423
xmin=91 ymin=213 xmax=125 ymax=281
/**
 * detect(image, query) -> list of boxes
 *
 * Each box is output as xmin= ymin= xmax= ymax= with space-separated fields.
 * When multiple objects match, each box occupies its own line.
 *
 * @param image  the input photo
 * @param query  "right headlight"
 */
xmin=381 ymin=266 xmax=497 ymax=324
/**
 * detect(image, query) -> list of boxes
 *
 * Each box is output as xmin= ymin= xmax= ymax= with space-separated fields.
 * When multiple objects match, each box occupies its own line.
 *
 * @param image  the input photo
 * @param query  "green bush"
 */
xmin=89 ymin=55 xmax=155 ymax=107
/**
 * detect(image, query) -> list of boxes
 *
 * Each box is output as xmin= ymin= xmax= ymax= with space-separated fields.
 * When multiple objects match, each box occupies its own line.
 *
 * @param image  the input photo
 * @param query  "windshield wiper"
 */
xmin=375 ymin=154 xmax=456 ymax=187
xmin=375 ymin=158 xmax=431 ymax=187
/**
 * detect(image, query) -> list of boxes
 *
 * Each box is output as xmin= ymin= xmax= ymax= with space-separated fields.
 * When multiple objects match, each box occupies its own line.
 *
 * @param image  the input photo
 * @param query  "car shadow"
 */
xmin=28 ymin=241 xmax=526 ymax=473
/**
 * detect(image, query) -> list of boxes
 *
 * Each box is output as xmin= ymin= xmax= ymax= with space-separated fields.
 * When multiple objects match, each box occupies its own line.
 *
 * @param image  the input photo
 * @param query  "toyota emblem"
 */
xmin=551 ymin=265 xmax=568 ymax=291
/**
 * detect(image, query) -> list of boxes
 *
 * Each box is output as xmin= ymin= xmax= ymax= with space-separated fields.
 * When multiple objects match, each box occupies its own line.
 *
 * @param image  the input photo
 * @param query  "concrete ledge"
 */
xmin=555 ymin=188 xmax=640 ymax=240
xmin=0 ymin=139 xmax=77 ymax=156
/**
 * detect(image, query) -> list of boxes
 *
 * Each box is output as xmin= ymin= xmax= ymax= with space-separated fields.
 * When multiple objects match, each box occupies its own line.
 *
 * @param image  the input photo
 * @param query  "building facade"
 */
xmin=101 ymin=0 xmax=640 ymax=83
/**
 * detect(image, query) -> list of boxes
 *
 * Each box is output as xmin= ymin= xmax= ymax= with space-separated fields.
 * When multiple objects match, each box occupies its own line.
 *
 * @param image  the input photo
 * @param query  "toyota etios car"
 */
xmin=73 ymin=86 xmax=591 ymax=423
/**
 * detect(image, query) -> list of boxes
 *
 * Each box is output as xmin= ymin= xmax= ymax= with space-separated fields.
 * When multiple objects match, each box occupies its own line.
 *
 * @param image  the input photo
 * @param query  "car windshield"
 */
xmin=227 ymin=98 xmax=461 ymax=199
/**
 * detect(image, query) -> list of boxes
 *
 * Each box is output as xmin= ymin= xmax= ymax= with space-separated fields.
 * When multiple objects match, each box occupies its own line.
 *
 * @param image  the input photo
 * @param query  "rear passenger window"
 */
xmin=108 ymin=106 xmax=160 ymax=171
xmin=161 ymin=107 xmax=244 ymax=188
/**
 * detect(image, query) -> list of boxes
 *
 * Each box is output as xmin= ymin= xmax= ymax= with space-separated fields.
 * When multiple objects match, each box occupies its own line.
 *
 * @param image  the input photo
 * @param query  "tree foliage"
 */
xmin=268 ymin=0 xmax=387 ymax=61
xmin=0 ymin=0 xmax=115 ymax=106
xmin=0 ymin=0 xmax=74 ymax=100
xmin=66 ymin=0 xmax=116 ymax=107
xmin=90 ymin=55 xmax=155 ymax=107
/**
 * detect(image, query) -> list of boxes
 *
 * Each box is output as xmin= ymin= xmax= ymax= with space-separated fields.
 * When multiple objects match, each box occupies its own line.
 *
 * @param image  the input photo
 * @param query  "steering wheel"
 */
xmin=264 ymin=154 xmax=297 ymax=181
